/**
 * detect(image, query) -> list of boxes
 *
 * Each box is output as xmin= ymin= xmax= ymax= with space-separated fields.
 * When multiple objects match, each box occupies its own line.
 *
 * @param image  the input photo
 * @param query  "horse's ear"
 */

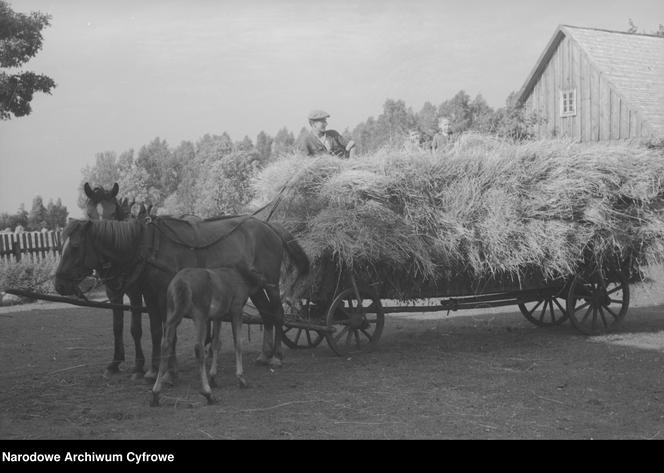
xmin=84 ymin=183 xmax=94 ymax=199
xmin=111 ymin=183 xmax=119 ymax=197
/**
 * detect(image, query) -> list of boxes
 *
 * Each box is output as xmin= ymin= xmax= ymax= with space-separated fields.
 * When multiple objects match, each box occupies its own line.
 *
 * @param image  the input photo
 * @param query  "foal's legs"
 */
xmin=208 ymin=320 xmax=222 ymax=388
xmin=150 ymin=310 xmax=180 ymax=407
xmin=231 ymin=309 xmax=248 ymax=388
xmin=195 ymin=318 xmax=215 ymax=405
xmin=143 ymin=291 xmax=165 ymax=381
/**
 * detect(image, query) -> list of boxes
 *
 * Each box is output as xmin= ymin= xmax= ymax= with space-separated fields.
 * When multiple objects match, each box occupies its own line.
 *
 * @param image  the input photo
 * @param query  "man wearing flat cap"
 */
xmin=298 ymin=110 xmax=356 ymax=158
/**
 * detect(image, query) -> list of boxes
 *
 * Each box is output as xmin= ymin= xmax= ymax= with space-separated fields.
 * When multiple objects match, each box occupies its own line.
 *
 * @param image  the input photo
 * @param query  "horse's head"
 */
xmin=54 ymin=219 xmax=98 ymax=296
xmin=84 ymin=182 xmax=123 ymax=220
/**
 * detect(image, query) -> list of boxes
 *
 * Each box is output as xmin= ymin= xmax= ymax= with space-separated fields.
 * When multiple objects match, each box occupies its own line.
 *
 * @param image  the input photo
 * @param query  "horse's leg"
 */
xmin=231 ymin=308 xmax=248 ymax=388
xmin=104 ymin=290 xmax=125 ymax=377
xmin=129 ymin=290 xmax=145 ymax=380
xmin=265 ymin=285 xmax=285 ymax=368
xmin=208 ymin=319 xmax=222 ymax=388
xmin=143 ymin=290 xmax=164 ymax=381
xmin=150 ymin=311 xmax=179 ymax=407
xmin=250 ymin=290 xmax=275 ymax=366
xmin=195 ymin=318 xmax=215 ymax=405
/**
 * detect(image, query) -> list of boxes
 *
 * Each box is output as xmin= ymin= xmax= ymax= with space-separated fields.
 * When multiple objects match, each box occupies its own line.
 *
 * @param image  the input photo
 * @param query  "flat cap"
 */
xmin=308 ymin=110 xmax=330 ymax=120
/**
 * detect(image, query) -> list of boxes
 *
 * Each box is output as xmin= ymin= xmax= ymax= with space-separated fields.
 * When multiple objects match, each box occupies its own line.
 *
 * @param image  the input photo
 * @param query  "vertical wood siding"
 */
xmin=524 ymin=35 xmax=645 ymax=141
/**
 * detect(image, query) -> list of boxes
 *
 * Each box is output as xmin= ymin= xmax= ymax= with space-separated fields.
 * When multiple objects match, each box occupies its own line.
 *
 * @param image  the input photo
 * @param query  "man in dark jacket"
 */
xmin=298 ymin=110 xmax=356 ymax=158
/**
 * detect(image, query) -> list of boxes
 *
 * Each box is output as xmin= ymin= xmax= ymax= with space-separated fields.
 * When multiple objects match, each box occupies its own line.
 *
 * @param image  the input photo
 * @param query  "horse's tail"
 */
xmin=268 ymin=222 xmax=310 ymax=279
xmin=167 ymin=276 xmax=193 ymax=323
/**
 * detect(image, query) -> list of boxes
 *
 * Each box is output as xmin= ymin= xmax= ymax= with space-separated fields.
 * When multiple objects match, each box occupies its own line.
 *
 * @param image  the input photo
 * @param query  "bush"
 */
xmin=0 ymin=255 xmax=59 ymax=299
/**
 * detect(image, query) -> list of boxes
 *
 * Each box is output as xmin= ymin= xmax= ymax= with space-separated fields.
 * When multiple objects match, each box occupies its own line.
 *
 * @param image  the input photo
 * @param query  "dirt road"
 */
xmin=1 ymin=297 xmax=663 ymax=439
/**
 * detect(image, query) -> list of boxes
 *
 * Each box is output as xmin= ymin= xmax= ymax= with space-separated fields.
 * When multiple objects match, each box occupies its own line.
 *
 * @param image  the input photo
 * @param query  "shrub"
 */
xmin=0 ymin=255 xmax=59 ymax=298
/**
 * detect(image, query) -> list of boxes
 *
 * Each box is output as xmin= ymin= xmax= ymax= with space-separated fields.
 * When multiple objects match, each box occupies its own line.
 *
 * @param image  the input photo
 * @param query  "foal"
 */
xmin=151 ymin=264 xmax=267 ymax=406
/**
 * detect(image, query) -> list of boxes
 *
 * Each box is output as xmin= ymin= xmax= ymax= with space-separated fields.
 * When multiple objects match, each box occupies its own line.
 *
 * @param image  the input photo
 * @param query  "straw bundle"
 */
xmin=251 ymin=135 xmax=664 ymax=300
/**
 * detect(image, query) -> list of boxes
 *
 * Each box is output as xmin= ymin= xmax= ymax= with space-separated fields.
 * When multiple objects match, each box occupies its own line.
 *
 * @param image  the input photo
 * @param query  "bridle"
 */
xmin=60 ymin=221 xmax=144 ymax=297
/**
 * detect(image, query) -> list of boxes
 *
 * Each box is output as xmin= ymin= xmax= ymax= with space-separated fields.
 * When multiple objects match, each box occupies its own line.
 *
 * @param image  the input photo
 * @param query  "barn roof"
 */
xmin=516 ymin=25 xmax=664 ymax=136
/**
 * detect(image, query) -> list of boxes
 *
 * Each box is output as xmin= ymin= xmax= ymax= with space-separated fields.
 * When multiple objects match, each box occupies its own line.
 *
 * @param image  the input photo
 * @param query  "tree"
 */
xmin=625 ymin=19 xmax=664 ymax=36
xmin=438 ymin=91 xmax=473 ymax=134
xmin=195 ymin=133 xmax=234 ymax=164
xmin=468 ymin=94 xmax=494 ymax=131
xmin=135 ymin=137 xmax=173 ymax=205
xmin=27 ymin=195 xmax=47 ymax=230
xmin=45 ymin=198 xmax=67 ymax=229
xmin=255 ymin=131 xmax=273 ymax=162
xmin=0 ymin=1 xmax=55 ymax=120
xmin=416 ymin=101 xmax=439 ymax=146
xmin=194 ymin=150 xmax=262 ymax=217
xmin=626 ymin=18 xmax=638 ymax=33
xmin=481 ymin=91 xmax=542 ymax=141
xmin=78 ymin=151 xmax=121 ymax=209
xmin=235 ymin=135 xmax=254 ymax=152
xmin=272 ymin=127 xmax=295 ymax=156
xmin=377 ymin=99 xmax=415 ymax=146
xmin=351 ymin=116 xmax=380 ymax=154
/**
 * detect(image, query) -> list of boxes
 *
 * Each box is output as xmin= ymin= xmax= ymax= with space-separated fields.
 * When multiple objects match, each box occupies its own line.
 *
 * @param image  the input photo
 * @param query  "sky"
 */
xmin=0 ymin=0 xmax=662 ymax=217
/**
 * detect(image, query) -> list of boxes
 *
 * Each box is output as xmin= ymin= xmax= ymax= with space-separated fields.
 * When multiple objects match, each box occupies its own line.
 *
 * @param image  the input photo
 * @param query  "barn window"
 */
xmin=560 ymin=89 xmax=577 ymax=117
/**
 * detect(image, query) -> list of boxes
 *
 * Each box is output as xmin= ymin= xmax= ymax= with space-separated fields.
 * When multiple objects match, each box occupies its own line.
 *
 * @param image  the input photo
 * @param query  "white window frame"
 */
xmin=560 ymin=89 xmax=577 ymax=117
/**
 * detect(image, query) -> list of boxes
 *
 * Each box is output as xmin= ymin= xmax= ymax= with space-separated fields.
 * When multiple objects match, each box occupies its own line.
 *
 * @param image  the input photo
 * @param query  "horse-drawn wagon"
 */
xmin=277 ymin=254 xmax=632 ymax=356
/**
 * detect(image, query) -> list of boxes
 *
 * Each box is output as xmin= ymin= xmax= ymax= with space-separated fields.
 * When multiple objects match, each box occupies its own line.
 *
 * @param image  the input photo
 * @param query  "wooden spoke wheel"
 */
xmin=282 ymin=326 xmax=325 ymax=349
xmin=566 ymin=270 xmax=630 ymax=336
xmin=325 ymin=288 xmax=385 ymax=356
xmin=518 ymin=287 xmax=569 ymax=327
xmin=282 ymin=300 xmax=325 ymax=349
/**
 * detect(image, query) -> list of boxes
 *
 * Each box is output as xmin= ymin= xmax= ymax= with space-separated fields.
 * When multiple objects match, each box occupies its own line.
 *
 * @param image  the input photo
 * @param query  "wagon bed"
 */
xmin=280 ymin=262 xmax=633 ymax=356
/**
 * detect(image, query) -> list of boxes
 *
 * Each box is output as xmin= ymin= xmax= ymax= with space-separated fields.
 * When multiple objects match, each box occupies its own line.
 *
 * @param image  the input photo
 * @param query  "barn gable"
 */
xmin=516 ymin=25 xmax=664 ymax=140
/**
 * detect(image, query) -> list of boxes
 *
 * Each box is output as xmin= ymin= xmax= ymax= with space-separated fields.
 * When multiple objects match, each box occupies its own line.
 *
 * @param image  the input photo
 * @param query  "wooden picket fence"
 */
xmin=0 ymin=230 xmax=64 ymax=263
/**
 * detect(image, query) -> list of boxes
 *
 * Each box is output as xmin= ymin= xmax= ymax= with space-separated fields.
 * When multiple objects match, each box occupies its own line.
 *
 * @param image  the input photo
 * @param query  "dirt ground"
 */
xmin=1 ymin=284 xmax=664 ymax=440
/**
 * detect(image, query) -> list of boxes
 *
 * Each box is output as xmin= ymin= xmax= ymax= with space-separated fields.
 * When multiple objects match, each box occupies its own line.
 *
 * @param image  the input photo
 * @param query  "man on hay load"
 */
xmin=299 ymin=110 xmax=356 ymax=158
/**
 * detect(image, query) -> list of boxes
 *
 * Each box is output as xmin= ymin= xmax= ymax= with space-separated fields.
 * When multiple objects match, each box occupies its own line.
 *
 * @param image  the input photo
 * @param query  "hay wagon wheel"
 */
xmin=325 ymin=287 xmax=385 ymax=356
xmin=566 ymin=270 xmax=630 ymax=336
xmin=518 ymin=286 xmax=569 ymax=327
xmin=282 ymin=299 xmax=325 ymax=349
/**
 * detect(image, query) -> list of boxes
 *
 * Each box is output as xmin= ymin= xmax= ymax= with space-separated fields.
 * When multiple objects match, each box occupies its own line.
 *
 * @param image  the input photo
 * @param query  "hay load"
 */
xmin=251 ymin=135 xmax=664 ymax=301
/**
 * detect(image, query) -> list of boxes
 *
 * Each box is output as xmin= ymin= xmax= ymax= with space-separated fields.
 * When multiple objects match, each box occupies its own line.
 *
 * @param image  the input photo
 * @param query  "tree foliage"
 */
xmin=0 ymin=0 xmax=55 ymax=120
xmin=0 ymin=197 xmax=66 ymax=231
xmin=79 ymin=87 xmax=544 ymax=219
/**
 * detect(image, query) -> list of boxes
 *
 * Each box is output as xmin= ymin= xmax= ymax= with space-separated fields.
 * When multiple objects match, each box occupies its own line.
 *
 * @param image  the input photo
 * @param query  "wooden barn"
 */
xmin=515 ymin=25 xmax=664 ymax=141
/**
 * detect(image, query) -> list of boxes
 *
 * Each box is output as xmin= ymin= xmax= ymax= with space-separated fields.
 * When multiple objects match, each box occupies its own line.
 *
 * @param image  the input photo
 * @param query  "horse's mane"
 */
xmin=88 ymin=220 xmax=143 ymax=254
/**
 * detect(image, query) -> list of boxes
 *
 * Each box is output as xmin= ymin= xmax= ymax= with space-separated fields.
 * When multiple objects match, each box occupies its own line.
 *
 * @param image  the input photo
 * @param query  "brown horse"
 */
xmin=54 ymin=215 xmax=309 ymax=378
xmin=84 ymin=182 xmax=150 ymax=379
xmin=151 ymin=264 xmax=266 ymax=406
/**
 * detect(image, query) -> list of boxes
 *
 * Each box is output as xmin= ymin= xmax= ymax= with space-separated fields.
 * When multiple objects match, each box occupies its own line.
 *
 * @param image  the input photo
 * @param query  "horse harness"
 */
xmin=93 ymin=215 xmax=257 ymax=295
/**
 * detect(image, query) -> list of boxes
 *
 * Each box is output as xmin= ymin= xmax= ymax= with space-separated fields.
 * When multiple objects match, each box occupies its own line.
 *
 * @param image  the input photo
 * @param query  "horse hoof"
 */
xmin=160 ymin=372 xmax=176 ymax=387
xmin=238 ymin=377 xmax=249 ymax=389
xmin=104 ymin=365 xmax=120 ymax=378
xmin=203 ymin=393 xmax=217 ymax=405
xmin=131 ymin=371 xmax=145 ymax=381
xmin=144 ymin=369 xmax=157 ymax=381
xmin=150 ymin=394 xmax=160 ymax=407
xmin=209 ymin=377 xmax=217 ymax=388
xmin=255 ymin=354 xmax=270 ymax=366
xmin=268 ymin=357 xmax=283 ymax=369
